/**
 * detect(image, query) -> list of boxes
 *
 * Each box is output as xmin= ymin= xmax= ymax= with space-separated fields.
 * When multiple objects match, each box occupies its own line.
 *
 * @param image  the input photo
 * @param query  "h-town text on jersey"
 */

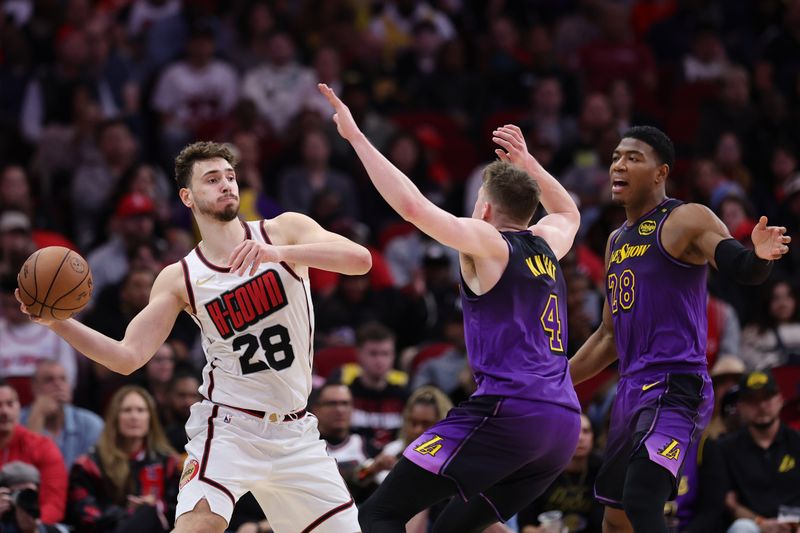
xmin=204 ymin=269 xmax=289 ymax=338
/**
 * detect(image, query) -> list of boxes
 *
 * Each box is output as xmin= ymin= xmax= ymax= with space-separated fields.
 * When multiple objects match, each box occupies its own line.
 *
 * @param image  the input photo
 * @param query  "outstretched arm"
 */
xmin=15 ymin=264 xmax=186 ymax=375
xmin=318 ymin=83 xmax=508 ymax=260
xmin=492 ymin=125 xmax=579 ymax=260
xmin=672 ymin=204 xmax=790 ymax=284
xmin=227 ymin=212 xmax=372 ymax=276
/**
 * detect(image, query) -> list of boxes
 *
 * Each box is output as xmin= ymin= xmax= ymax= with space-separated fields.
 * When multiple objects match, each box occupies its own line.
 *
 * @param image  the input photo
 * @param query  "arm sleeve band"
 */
xmin=714 ymin=238 xmax=773 ymax=285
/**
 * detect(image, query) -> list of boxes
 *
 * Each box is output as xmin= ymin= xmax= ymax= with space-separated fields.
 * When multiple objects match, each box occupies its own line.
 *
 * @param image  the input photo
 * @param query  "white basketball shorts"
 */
xmin=175 ymin=400 xmax=359 ymax=533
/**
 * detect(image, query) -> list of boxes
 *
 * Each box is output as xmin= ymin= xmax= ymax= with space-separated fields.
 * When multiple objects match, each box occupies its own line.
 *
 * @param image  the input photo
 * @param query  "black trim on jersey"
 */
xmin=207 ymin=360 xmax=216 ymax=401
xmin=199 ymin=405 xmax=235 ymax=506
xmin=180 ymin=258 xmax=196 ymax=315
xmin=260 ymin=220 xmax=302 ymax=282
xmin=301 ymin=279 xmax=314 ymax=368
xmin=195 ymin=220 xmax=253 ymax=272
xmin=300 ymin=498 xmax=355 ymax=533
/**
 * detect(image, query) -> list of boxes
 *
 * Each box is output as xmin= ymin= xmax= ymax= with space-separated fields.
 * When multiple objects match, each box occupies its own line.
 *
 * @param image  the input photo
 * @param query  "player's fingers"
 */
xmin=13 ymin=288 xmax=22 ymax=305
xmin=495 ymin=148 xmax=509 ymax=161
xmin=784 ymin=235 xmax=792 ymax=243
xmin=228 ymin=243 xmax=252 ymax=272
xmin=239 ymin=248 xmax=259 ymax=276
xmin=495 ymin=128 xmax=520 ymax=147
xmin=757 ymin=215 xmax=768 ymax=229
xmin=492 ymin=135 xmax=511 ymax=149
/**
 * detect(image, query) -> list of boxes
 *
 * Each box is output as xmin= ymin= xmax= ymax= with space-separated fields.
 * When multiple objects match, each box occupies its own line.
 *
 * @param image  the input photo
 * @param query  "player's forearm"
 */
xmin=569 ymin=327 xmax=618 ymax=385
xmin=277 ymin=241 xmax=371 ymax=275
xmin=348 ymin=133 xmax=431 ymax=222
xmin=48 ymin=320 xmax=142 ymax=375
xmin=525 ymin=157 xmax=579 ymax=220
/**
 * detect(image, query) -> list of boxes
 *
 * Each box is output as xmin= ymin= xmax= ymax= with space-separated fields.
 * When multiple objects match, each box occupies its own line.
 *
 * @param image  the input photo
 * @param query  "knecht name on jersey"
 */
xmin=204 ymin=269 xmax=288 ymax=338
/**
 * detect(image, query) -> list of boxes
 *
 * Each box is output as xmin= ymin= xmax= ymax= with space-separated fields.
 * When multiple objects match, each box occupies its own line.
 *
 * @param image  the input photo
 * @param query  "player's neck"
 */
xmin=625 ymin=193 xmax=667 ymax=225
xmin=196 ymin=217 xmax=247 ymax=263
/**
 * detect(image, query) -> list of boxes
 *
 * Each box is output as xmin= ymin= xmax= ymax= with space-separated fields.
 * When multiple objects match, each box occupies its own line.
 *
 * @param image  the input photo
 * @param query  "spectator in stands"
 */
xmin=740 ymin=277 xmax=800 ymax=370
xmin=697 ymin=66 xmax=757 ymax=155
xmin=133 ymin=343 xmax=176 ymax=422
xmin=0 ymin=461 xmax=63 ymax=533
xmin=0 ymin=210 xmax=37 ymax=280
xmin=363 ymin=386 xmax=453 ymax=531
xmin=150 ymin=21 xmax=239 ymax=164
xmin=68 ymin=385 xmax=180 ymax=532
xmin=719 ymin=370 xmax=800 ymax=532
xmin=241 ymin=31 xmax=315 ymax=137
xmin=706 ymin=356 xmax=747 ymax=439
xmin=21 ymin=360 xmax=103 ymax=468
xmin=410 ymin=306 xmax=467 ymax=395
xmin=672 ymin=434 xmax=727 ymax=533
xmin=329 ymin=322 xmax=409 ymax=455
xmin=312 ymin=382 xmax=373 ymax=503
xmin=707 ymin=294 xmax=742 ymax=368
xmin=0 ymin=278 xmax=77 ymax=406
xmin=86 ymin=192 xmax=159 ymax=298
xmin=19 ymin=27 xmax=116 ymax=144
xmin=277 ymin=127 xmax=359 ymax=220
xmin=518 ymin=413 xmax=603 ymax=533
xmin=70 ymin=119 xmax=139 ymax=249
xmin=0 ymin=379 xmax=67 ymax=524
xmin=162 ymin=368 xmax=201 ymax=455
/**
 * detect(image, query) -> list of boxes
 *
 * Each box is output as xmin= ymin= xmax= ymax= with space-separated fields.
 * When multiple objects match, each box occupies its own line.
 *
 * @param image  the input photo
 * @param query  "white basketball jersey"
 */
xmin=180 ymin=220 xmax=314 ymax=413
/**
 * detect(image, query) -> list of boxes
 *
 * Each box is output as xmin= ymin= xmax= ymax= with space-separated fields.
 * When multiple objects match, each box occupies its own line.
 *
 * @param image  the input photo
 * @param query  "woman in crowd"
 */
xmin=67 ymin=385 xmax=181 ymax=532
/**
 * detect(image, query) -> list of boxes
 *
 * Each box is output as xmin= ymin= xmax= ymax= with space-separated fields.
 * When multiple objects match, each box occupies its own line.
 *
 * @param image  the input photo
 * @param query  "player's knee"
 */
xmin=173 ymin=499 xmax=227 ymax=533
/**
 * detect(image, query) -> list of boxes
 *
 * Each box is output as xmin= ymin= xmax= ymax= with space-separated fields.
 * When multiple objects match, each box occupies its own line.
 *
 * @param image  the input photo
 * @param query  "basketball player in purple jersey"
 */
xmin=569 ymin=126 xmax=791 ymax=533
xmin=320 ymin=83 xmax=582 ymax=533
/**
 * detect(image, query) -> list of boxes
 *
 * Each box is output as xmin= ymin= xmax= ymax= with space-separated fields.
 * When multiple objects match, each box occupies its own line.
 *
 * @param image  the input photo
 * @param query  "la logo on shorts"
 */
xmin=180 ymin=459 xmax=199 ymax=489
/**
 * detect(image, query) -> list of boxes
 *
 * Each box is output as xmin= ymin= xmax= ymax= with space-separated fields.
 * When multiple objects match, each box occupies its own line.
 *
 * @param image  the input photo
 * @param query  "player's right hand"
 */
xmin=13 ymin=289 xmax=55 ymax=326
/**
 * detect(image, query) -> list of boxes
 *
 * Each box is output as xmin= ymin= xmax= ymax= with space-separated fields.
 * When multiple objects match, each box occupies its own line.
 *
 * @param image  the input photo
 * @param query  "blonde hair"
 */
xmin=400 ymin=386 xmax=453 ymax=444
xmin=97 ymin=386 xmax=175 ymax=503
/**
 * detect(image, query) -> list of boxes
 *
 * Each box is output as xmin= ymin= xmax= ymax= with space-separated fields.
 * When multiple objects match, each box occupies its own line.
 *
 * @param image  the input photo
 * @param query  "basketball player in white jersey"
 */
xmin=15 ymin=142 xmax=369 ymax=533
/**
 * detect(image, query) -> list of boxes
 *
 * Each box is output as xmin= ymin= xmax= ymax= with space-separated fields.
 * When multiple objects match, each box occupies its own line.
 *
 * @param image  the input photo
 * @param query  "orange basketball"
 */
xmin=17 ymin=246 xmax=93 ymax=320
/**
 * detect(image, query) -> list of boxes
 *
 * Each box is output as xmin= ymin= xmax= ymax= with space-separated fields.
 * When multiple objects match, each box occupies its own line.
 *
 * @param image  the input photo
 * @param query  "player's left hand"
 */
xmin=318 ymin=83 xmax=360 ymax=142
xmin=228 ymin=240 xmax=281 ymax=276
xmin=492 ymin=124 xmax=535 ymax=169
xmin=751 ymin=216 xmax=791 ymax=260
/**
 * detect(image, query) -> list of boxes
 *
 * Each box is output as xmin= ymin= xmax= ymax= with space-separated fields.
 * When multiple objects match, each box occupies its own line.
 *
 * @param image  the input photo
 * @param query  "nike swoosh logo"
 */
xmin=196 ymin=274 xmax=215 ymax=286
xmin=642 ymin=380 xmax=661 ymax=391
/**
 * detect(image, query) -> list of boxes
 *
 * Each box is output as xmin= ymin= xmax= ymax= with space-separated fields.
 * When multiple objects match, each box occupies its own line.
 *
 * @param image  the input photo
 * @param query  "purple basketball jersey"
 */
xmin=461 ymin=231 xmax=579 ymax=411
xmin=606 ymin=199 xmax=708 ymax=376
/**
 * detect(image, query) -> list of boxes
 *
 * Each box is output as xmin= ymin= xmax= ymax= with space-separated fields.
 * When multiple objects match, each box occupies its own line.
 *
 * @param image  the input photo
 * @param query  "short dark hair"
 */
xmin=481 ymin=161 xmax=541 ymax=223
xmin=355 ymin=321 xmax=395 ymax=347
xmin=621 ymin=125 xmax=675 ymax=169
xmin=174 ymin=141 xmax=239 ymax=189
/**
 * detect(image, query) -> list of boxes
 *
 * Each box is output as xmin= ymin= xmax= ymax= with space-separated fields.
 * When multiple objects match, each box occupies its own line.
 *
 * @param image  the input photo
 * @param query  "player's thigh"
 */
xmin=602 ymin=506 xmax=633 ymax=533
xmin=173 ymin=498 xmax=228 ymax=533
xmin=177 ymin=402 xmax=266 ymax=524
xmin=252 ymin=437 xmax=359 ymax=533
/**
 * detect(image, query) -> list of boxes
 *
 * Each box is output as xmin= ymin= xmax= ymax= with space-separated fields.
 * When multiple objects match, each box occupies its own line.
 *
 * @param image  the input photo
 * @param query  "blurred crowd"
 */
xmin=0 ymin=0 xmax=799 ymax=532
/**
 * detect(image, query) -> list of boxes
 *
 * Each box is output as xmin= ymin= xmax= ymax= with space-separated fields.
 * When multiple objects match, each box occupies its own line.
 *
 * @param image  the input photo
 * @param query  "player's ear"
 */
xmin=481 ymin=201 xmax=492 ymax=221
xmin=655 ymin=163 xmax=669 ymax=184
xmin=179 ymin=187 xmax=193 ymax=208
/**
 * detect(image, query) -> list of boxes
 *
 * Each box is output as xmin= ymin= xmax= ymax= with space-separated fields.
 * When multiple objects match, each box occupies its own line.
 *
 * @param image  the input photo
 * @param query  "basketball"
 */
xmin=16 ymin=246 xmax=93 ymax=320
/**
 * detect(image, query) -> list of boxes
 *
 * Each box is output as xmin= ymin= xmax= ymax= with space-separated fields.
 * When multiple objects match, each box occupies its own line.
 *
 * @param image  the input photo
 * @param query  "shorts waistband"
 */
xmin=203 ymin=397 xmax=307 ymax=422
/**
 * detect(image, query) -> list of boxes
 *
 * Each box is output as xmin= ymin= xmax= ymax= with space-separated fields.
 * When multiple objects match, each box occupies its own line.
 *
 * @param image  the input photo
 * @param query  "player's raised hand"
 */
xmin=751 ymin=216 xmax=791 ymax=260
xmin=228 ymin=240 xmax=280 ymax=277
xmin=318 ymin=83 xmax=361 ymax=142
xmin=492 ymin=124 xmax=535 ymax=169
